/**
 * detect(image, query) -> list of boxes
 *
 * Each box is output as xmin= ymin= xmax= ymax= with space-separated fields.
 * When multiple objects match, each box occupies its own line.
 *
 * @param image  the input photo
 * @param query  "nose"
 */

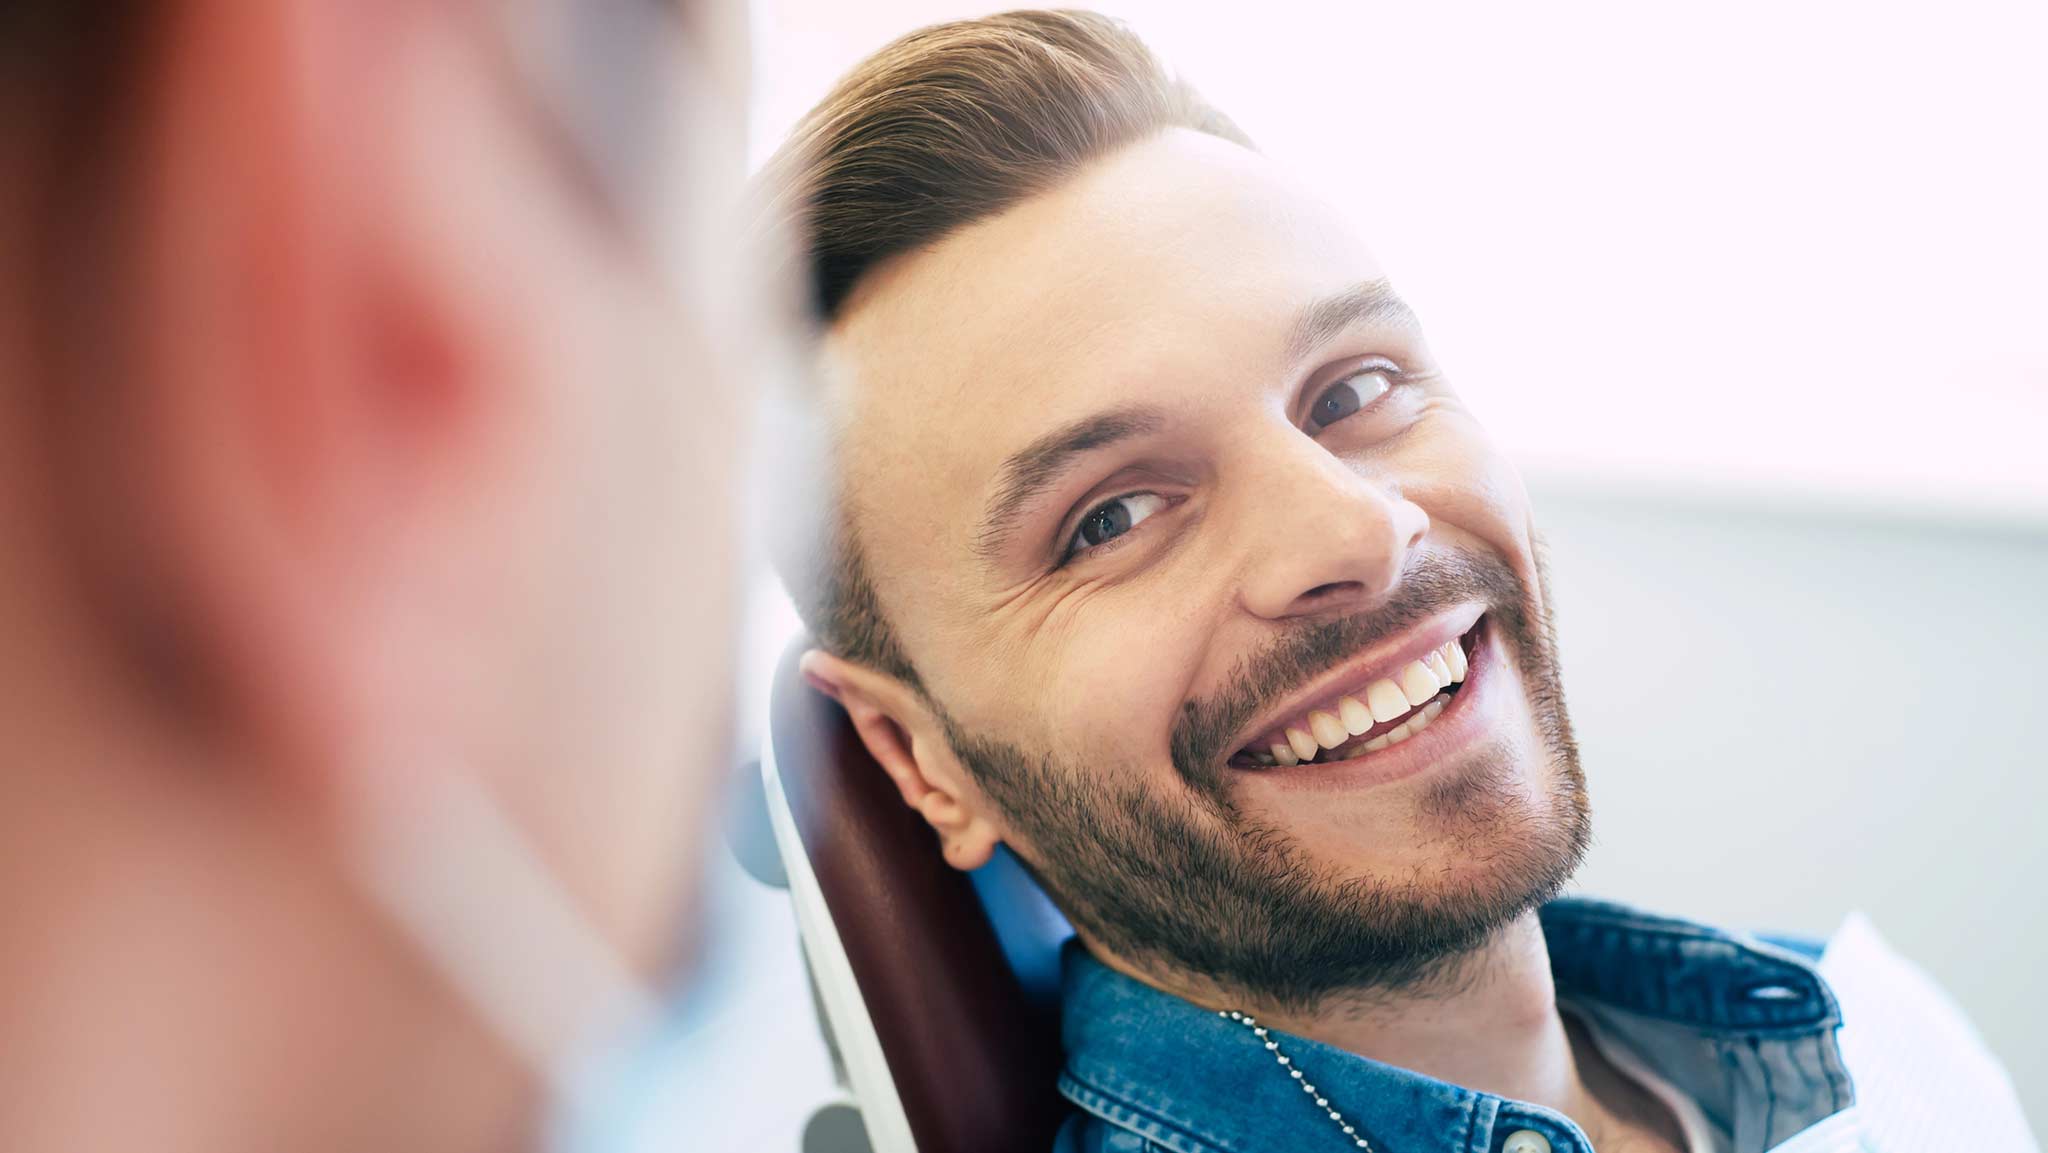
xmin=1233 ymin=432 xmax=1429 ymax=622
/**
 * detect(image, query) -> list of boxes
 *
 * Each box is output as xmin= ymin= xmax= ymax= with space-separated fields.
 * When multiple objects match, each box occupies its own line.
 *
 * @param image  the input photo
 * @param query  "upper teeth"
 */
xmin=1365 ymin=679 xmax=1409 ymax=726
xmin=1285 ymin=725 xmax=1320 ymax=763
xmin=1308 ymin=710 xmax=1348 ymax=748
xmin=1397 ymin=660 xmax=1440 ymax=709
xmin=1252 ymin=637 xmax=1470 ymax=763
xmin=1338 ymin=696 xmax=1374 ymax=735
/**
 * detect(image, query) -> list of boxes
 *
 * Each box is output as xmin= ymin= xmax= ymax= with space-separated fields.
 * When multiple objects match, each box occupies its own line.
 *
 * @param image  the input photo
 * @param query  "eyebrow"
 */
xmin=1283 ymin=279 xmax=1421 ymax=366
xmin=975 ymin=405 xmax=1169 ymax=562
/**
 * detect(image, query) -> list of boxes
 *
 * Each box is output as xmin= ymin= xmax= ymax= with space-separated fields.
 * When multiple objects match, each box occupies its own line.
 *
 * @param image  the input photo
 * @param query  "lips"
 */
xmin=1230 ymin=620 xmax=1481 ymax=769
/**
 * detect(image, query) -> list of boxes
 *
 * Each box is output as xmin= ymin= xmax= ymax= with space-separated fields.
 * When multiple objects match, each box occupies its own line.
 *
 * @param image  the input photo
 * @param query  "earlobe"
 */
xmin=938 ymin=818 xmax=1000 ymax=872
xmin=800 ymin=648 xmax=999 ymax=872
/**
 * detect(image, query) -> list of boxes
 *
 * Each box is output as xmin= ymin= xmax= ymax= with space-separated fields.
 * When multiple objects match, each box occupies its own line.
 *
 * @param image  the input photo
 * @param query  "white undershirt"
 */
xmin=1563 ymin=1004 xmax=1726 ymax=1153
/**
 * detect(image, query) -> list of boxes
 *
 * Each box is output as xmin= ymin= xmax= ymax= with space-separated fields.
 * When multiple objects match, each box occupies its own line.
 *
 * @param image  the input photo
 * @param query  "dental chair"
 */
xmin=761 ymin=639 xmax=1074 ymax=1153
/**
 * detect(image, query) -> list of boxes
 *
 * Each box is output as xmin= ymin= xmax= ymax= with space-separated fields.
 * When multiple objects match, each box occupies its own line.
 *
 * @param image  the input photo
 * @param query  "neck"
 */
xmin=1109 ymin=911 xmax=1692 ymax=1149
xmin=1100 ymin=911 xmax=1599 ymax=1118
xmin=1280 ymin=913 xmax=1589 ymax=1110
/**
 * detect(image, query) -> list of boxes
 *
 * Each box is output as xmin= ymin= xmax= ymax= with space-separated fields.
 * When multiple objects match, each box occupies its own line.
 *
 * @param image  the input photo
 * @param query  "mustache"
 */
xmin=1169 ymin=549 xmax=1528 ymax=798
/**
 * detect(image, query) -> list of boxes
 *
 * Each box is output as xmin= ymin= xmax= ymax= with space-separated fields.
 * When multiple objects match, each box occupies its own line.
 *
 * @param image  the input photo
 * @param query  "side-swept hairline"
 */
xmin=758 ymin=9 xmax=1250 ymax=689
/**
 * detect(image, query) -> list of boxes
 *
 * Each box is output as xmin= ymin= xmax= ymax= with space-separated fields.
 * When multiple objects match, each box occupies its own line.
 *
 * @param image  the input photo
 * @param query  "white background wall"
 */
xmin=666 ymin=3 xmax=2048 ymax=1148
xmin=1541 ymin=481 xmax=2048 ymax=1128
xmin=749 ymin=0 xmax=2048 ymax=525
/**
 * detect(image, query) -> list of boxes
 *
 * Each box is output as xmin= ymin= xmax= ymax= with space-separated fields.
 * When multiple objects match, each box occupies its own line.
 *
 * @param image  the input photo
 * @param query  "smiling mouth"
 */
xmin=1228 ymin=619 xmax=1483 ymax=770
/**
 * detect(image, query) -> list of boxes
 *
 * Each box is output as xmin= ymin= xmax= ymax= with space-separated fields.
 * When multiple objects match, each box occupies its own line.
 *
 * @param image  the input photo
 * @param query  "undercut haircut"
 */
xmin=758 ymin=8 xmax=1251 ymax=690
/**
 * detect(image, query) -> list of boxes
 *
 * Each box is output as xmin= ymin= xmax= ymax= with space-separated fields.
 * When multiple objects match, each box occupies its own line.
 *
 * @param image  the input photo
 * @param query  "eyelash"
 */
xmin=1306 ymin=362 xmax=1405 ymax=432
xmin=1059 ymin=491 xmax=1170 ymax=564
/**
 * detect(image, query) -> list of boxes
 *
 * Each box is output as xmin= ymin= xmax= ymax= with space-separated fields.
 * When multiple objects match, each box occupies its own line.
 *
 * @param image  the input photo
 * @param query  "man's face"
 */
xmin=828 ymin=129 xmax=1588 ymax=1006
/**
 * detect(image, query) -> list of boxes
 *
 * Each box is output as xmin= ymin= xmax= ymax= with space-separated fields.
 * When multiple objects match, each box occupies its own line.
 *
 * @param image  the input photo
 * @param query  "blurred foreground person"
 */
xmin=0 ymin=2 xmax=753 ymax=1151
xmin=763 ymin=11 xmax=2036 ymax=1152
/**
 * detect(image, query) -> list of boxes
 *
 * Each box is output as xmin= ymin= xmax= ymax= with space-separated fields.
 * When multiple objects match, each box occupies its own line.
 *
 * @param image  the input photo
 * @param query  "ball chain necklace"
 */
xmin=1219 ymin=1009 xmax=1376 ymax=1150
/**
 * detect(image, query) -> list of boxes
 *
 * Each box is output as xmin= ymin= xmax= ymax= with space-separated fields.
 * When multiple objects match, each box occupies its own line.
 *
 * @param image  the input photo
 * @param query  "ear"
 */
xmin=130 ymin=0 xmax=513 ymax=798
xmin=800 ymin=649 xmax=1001 ymax=872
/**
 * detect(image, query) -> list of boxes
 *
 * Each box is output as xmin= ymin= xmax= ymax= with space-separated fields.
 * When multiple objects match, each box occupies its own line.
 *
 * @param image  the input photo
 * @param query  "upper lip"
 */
xmin=1224 ymin=605 xmax=1486 ymax=760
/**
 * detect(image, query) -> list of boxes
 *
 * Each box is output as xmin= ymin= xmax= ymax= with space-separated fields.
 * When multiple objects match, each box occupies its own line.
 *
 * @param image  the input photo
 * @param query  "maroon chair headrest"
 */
xmin=768 ymin=639 xmax=1070 ymax=1153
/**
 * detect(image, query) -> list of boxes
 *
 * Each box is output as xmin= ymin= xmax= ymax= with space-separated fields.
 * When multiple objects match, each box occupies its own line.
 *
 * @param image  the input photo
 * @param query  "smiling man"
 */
xmin=762 ymin=11 xmax=2032 ymax=1153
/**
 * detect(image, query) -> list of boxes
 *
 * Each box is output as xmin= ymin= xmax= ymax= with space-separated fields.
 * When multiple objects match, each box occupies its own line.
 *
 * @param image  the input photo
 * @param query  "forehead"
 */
xmin=824 ymin=128 xmax=1386 ymax=587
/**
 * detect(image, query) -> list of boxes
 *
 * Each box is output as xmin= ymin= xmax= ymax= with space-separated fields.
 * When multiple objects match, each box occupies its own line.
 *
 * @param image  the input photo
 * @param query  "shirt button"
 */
xmin=1502 ymin=1131 xmax=1553 ymax=1153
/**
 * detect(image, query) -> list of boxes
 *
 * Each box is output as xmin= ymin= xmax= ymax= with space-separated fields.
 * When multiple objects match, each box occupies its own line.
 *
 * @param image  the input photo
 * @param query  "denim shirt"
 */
xmin=1052 ymin=898 xmax=1859 ymax=1153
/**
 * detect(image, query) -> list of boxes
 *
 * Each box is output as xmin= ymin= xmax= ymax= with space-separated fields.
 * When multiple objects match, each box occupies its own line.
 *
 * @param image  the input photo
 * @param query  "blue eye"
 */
xmin=1068 ymin=492 xmax=1167 ymax=557
xmin=1309 ymin=369 xmax=1394 ymax=429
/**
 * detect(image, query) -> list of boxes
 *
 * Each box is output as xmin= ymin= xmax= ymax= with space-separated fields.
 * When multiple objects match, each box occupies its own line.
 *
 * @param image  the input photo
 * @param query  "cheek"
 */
xmin=1405 ymin=412 xmax=1538 ymax=578
xmin=1020 ymin=591 xmax=1211 ymax=774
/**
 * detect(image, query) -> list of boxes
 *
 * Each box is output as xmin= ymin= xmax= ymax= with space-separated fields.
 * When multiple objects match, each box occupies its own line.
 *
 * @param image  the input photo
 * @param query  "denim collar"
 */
xmin=1057 ymin=898 xmax=1851 ymax=1153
